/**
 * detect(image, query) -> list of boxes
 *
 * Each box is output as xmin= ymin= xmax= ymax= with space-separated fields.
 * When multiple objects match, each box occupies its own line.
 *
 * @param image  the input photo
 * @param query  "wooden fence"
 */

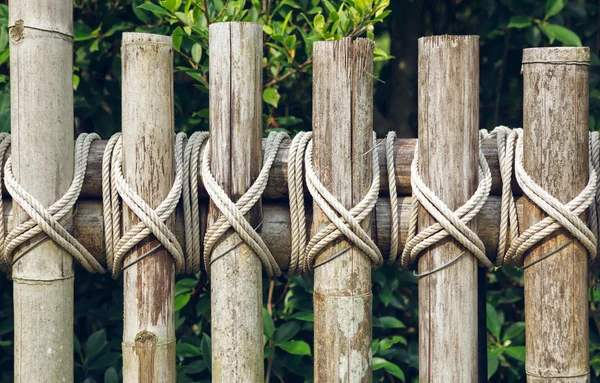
xmin=6 ymin=0 xmax=595 ymax=382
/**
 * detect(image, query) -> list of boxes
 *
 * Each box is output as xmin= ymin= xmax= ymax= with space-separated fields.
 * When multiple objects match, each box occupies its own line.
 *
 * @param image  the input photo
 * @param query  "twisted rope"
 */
xmin=298 ymin=132 xmax=383 ymax=271
xmin=287 ymin=131 xmax=312 ymax=275
xmin=401 ymin=130 xmax=493 ymax=270
xmin=202 ymin=131 xmax=288 ymax=278
xmin=386 ymin=131 xmax=399 ymax=264
xmin=182 ymin=132 xmax=210 ymax=274
xmin=3 ymin=133 xmax=105 ymax=273
xmin=503 ymin=128 xmax=597 ymax=266
xmin=481 ymin=126 xmax=519 ymax=266
xmin=102 ymin=133 xmax=185 ymax=277
xmin=589 ymin=131 xmax=600 ymax=262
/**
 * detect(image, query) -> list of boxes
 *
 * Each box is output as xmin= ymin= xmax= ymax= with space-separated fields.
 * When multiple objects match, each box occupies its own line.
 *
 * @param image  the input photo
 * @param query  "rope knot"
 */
xmin=503 ymin=128 xmax=597 ymax=266
xmin=202 ymin=132 xmax=288 ymax=278
xmin=288 ymin=131 xmax=383 ymax=274
xmin=401 ymin=130 xmax=493 ymax=271
xmin=102 ymin=133 xmax=185 ymax=277
xmin=3 ymin=133 xmax=105 ymax=273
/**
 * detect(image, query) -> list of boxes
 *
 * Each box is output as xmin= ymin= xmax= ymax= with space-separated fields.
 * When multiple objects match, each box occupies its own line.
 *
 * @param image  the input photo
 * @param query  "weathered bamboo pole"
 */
xmin=311 ymin=38 xmax=374 ymax=382
xmin=9 ymin=0 xmax=75 ymax=380
xmin=17 ymin=137 xmax=510 ymax=199
xmin=522 ymin=47 xmax=590 ymax=381
xmin=417 ymin=35 xmax=480 ymax=381
xmin=121 ymin=33 xmax=176 ymax=382
xmin=208 ymin=22 xmax=264 ymax=381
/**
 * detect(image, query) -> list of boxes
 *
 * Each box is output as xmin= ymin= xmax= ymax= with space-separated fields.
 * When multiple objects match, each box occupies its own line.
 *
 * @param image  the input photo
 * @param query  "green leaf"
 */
xmin=201 ymin=333 xmax=212 ymax=372
xmin=185 ymin=359 xmax=207 ymax=374
xmin=486 ymin=303 xmax=501 ymax=340
xmin=176 ymin=342 xmax=202 ymax=358
xmin=314 ymin=14 xmax=325 ymax=32
xmin=263 ymin=87 xmax=281 ymax=108
xmin=88 ymin=353 xmax=121 ymax=371
xmin=263 ymin=308 xmax=275 ymax=339
xmin=274 ymin=321 xmax=302 ymax=344
xmin=379 ymin=335 xmax=407 ymax=351
xmin=504 ymin=346 xmax=526 ymax=362
xmin=277 ymin=340 xmax=312 ymax=356
xmin=373 ymin=316 xmax=405 ymax=329
xmin=73 ymin=74 xmax=80 ymax=91
xmin=137 ymin=3 xmax=173 ymax=16
xmin=372 ymin=357 xmax=406 ymax=381
xmin=104 ymin=367 xmax=119 ymax=383
xmin=502 ymin=322 xmax=525 ymax=342
xmin=545 ymin=0 xmax=564 ymax=20
xmin=508 ymin=16 xmax=532 ymax=29
xmin=172 ymin=26 xmax=184 ymax=51
xmin=160 ymin=0 xmax=177 ymax=11
xmin=488 ymin=357 xmax=499 ymax=379
xmin=290 ymin=312 xmax=314 ymax=322
xmin=86 ymin=329 xmax=108 ymax=362
xmin=263 ymin=25 xmax=274 ymax=35
xmin=174 ymin=293 xmax=191 ymax=311
xmin=191 ymin=43 xmax=203 ymax=64
xmin=538 ymin=23 xmax=582 ymax=46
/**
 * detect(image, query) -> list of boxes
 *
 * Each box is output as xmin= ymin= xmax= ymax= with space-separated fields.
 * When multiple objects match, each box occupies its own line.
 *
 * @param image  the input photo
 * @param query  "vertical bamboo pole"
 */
xmin=208 ymin=22 xmax=264 ymax=382
xmin=522 ymin=47 xmax=590 ymax=382
xmin=9 ymin=0 xmax=75 ymax=381
xmin=121 ymin=32 xmax=176 ymax=382
xmin=312 ymin=38 xmax=374 ymax=382
xmin=417 ymin=36 xmax=479 ymax=382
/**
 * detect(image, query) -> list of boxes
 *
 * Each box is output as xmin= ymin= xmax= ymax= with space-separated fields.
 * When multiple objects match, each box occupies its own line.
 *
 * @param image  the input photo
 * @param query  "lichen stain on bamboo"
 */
xmin=335 ymin=296 xmax=365 ymax=339
xmin=338 ymin=349 xmax=370 ymax=382
xmin=9 ymin=19 xmax=24 ymax=43
xmin=135 ymin=330 xmax=157 ymax=383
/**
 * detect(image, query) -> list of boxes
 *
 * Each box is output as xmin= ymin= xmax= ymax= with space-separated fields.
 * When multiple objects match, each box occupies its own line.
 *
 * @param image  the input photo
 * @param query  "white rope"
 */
xmin=300 ymin=132 xmax=383 ymax=271
xmin=182 ymin=131 xmax=210 ymax=274
xmin=401 ymin=130 xmax=493 ymax=269
xmin=589 ymin=131 xmax=600 ymax=262
xmin=102 ymin=133 xmax=185 ymax=277
xmin=386 ymin=131 xmax=399 ymax=264
xmin=202 ymin=131 xmax=288 ymax=278
xmin=287 ymin=131 xmax=312 ymax=275
xmin=3 ymin=133 xmax=105 ymax=273
xmin=503 ymin=128 xmax=597 ymax=266
xmin=481 ymin=126 xmax=519 ymax=266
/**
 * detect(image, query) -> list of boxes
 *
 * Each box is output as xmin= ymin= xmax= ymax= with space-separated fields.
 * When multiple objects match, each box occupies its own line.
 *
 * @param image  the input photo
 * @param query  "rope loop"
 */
xmin=302 ymin=132 xmax=383 ymax=272
xmin=401 ymin=130 xmax=493 ymax=270
xmin=103 ymin=133 xmax=185 ymax=278
xmin=202 ymin=131 xmax=288 ymax=278
xmin=3 ymin=133 xmax=105 ymax=273
xmin=503 ymin=128 xmax=597 ymax=266
xmin=182 ymin=131 xmax=210 ymax=274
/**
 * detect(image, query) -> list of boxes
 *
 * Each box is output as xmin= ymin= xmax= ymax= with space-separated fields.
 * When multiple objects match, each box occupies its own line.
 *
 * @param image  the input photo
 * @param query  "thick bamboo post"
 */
xmin=9 ymin=0 xmax=75 ymax=381
xmin=121 ymin=33 xmax=176 ymax=382
xmin=208 ymin=22 xmax=264 ymax=382
xmin=311 ymin=38 xmax=374 ymax=382
xmin=522 ymin=47 xmax=590 ymax=382
xmin=417 ymin=36 xmax=480 ymax=381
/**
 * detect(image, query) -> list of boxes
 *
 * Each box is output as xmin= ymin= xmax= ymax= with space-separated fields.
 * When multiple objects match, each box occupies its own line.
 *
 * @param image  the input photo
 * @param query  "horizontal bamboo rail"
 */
xmin=0 ymin=196 xmax=524 ymax=273
xmin=20 ymin=137 xmax=512 ymax=200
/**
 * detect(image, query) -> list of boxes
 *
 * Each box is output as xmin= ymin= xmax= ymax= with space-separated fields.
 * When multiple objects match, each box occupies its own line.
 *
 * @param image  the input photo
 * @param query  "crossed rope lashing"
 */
xmin=0 ymin=128 xmax=597 ymax=277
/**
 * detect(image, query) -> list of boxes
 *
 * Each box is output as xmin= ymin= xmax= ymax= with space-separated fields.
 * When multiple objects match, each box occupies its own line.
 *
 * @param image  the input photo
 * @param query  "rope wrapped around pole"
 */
xmin=3 ymin=133 xmax=104 ymax=274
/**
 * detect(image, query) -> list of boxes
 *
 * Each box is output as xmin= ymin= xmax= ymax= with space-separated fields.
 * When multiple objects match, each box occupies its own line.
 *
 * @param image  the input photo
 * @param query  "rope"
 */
xmin=481 ymin=126 xmax=520 ymax=266
xmin=182 ymin=132 xmax=210 ymax=274
xmin=589 ymin=131 xmax=600 ymax=262
xmin=202 ymin=131 xmax=288 ymax=278
xmin=102 ymin=133 xmax=185 ymax=277
xmin=401 ymin=130 xmax=493 ymax=270
xmin=290 ymin=132 xmax=383 ymax=271
xmin=503 ymin=128 xmax=597 ymax=266
xmin=3 ymin=133 xmax=105 ymax=273
xmin=287 ymin=131 xmax=312 ymax=275
xmin=386 ymin=131 xmax=399 ymax=264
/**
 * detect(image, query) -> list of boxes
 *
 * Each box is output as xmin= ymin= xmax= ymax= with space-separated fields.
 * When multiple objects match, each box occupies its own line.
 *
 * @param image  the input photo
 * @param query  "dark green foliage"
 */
xmin=0 ymin=0 xmax=599 ymax=382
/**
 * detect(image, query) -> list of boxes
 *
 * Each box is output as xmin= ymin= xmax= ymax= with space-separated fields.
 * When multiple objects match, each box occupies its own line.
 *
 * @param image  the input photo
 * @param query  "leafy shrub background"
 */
xmin=0 ymin=0 xmax=598 ymax=382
